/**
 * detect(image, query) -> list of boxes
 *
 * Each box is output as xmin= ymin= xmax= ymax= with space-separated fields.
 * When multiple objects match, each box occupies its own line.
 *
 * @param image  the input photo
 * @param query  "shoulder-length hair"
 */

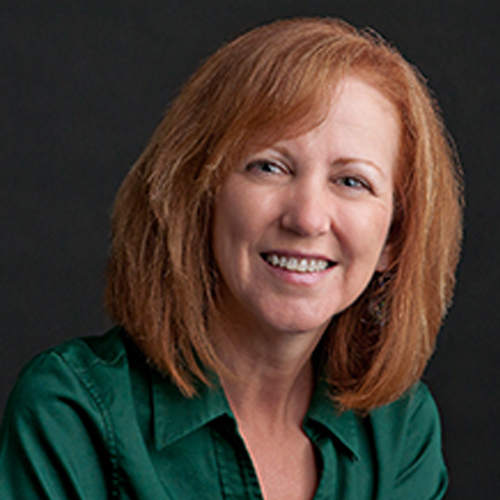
xmin=105 ymin=18 xmax=462 ymax=411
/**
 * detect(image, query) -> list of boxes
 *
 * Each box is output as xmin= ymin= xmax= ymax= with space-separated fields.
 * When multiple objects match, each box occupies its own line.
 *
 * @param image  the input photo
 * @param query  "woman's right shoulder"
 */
xmin=0 ymin=327 xmax=136 ymax=498
xmin=3 ymin=326 xmax=132 ymax=423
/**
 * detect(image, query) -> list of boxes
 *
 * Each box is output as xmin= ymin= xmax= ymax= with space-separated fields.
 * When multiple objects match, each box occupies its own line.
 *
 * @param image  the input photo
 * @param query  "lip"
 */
xmin=260 ymin=250 xmax=337 ymax=285
xmin=260 ymin=250 xmax=336 ymax=265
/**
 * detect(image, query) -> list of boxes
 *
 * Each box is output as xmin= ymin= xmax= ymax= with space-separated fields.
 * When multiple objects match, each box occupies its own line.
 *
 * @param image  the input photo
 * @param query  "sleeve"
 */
xmin=0 ymin=351 xmax=116 ymax=499
xmin=376 ymin=383 xmax=448 ymax=500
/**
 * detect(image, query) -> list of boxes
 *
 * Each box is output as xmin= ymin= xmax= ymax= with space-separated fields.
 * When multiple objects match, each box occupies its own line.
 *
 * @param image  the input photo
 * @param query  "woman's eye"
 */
xmin=246 ymin=160 xmax=284 ymax=175
xmin=337 ymin=176 xmax=370 ymax=191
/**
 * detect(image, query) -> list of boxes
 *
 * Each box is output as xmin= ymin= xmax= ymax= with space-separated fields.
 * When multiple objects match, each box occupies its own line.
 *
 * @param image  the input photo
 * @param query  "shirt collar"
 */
xmin=152 ymin=371 xmax=233 ymax=450
xmin=152 ymin=370 xmax=361 ymax=459
xmin=304 ymin=379 xmax=361 ymax=460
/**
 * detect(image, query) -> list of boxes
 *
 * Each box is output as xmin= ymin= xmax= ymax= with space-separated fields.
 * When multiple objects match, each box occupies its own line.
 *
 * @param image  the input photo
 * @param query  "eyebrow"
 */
xmin=331 ymin=157 xmax=388 ymax=179
xmin=251 ymin=145 xmax=390 ymax=180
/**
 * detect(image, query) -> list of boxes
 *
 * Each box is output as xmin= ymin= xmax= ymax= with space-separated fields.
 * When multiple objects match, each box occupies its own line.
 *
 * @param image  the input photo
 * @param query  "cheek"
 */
xmin=212 ymin=184 xmax=258 ymax=269
xmin=213 ymin=192 xmax=247 ymax=248
xmin=213 ymin=180 xmax=279 ymax=253
xmin=338 ymin=203 xmax=393 ymax=259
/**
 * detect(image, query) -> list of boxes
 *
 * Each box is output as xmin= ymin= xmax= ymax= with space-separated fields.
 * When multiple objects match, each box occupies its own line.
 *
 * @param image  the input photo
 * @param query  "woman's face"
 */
xmin=212 ymin=77 xmax=399 ymax=339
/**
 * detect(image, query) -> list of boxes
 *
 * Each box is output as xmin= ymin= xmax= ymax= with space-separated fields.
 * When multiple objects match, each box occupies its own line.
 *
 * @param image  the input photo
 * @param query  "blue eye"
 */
xmin=246 ymin=160 xmax=283 ymax=175
xmin=337 ymin=176 xmax=370 ymax=191
xmin=342 ymin=177 xmax=362 ymax=187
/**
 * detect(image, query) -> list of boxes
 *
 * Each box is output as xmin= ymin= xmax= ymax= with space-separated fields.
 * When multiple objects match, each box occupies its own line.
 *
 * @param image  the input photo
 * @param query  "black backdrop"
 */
xmin=2 ymin=1 xmax=499 ymax=498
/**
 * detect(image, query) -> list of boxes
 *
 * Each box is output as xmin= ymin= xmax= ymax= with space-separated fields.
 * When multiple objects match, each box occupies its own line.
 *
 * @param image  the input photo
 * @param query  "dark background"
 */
xmin=2 ymin=1 xmax=499 ymax=497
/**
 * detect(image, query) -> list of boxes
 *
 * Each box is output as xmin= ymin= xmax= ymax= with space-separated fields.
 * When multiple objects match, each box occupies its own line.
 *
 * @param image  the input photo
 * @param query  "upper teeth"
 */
xmin=266 ymin=254 xmax=329 ymax=273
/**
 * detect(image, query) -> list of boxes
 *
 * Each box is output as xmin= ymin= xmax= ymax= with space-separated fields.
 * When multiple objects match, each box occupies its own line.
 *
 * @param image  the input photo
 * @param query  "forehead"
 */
xmin=327 ymin=77 xmax=401 ymax=147
xmin=242 ymin=76 xmax=400 ymax=157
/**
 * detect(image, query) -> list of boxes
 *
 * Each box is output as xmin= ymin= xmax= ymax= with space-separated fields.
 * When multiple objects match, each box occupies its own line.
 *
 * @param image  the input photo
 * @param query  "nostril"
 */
xmin=280 ymin=204 xmax=330 ymax=237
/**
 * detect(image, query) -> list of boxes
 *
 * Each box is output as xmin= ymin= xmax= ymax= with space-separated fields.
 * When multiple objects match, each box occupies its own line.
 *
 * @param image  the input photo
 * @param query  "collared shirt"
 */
xmin=0 ymin=327 xmax=447 ymax=499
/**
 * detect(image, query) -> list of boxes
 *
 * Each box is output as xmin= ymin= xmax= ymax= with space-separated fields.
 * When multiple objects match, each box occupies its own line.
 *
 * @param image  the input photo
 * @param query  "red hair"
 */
xmin=105 ymin=18 xmax=463 ymax=411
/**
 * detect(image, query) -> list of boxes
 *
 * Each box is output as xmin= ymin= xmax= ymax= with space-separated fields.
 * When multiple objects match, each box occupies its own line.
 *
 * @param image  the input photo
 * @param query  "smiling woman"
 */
xmin=212 ymin=77 xmax=398 ymax=344
xmin=0 ymin=18 xmax=462 ymax=500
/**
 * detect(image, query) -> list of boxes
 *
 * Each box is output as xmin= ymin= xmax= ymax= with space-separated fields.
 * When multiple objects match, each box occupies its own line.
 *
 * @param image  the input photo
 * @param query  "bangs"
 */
xmin=189 ymin=21 xmax=359 ymax=174
xmin=196 ymin=19 xmax=406 ymax=178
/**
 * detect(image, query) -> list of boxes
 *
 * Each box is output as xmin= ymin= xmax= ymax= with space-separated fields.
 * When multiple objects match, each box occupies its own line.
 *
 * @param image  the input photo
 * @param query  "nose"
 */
xmin=280 ymin=179 xmax=331 ymax=237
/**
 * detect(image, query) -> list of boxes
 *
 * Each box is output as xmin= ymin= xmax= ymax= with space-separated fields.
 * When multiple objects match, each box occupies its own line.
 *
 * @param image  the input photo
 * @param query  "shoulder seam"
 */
xmin=52 ymin=334 xmax=127 ymax=375
xmin=54 ymin=351 xmax=121 ymax=498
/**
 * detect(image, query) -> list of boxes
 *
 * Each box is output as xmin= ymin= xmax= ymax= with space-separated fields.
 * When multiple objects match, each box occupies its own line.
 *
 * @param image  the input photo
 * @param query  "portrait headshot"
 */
xmin=1 ymin=1 xmax=499 ymax=499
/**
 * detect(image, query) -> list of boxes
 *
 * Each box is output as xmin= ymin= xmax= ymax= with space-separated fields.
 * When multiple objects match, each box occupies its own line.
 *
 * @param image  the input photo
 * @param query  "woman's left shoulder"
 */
xmin=367 ymin=382 xmax=448 ymax=499
xmin=371 ymin=381 xmax=442 ymax=428
xmin=368 ymin=381 xmax=445 ymax=461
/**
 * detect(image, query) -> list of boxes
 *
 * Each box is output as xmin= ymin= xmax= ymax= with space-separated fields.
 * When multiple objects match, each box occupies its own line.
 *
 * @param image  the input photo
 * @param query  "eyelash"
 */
xmin=245 ymin=160 xmax=374 ymax=193
xmin=336 ymin=175 xmax=372 ymax=192
xmin=246 ymin=160 xmax=285 ymax=175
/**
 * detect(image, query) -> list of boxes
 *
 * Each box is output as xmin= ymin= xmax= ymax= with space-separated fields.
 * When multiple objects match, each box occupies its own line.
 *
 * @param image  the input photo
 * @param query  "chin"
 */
xmin=258 ymin=307 xmax=335 ymax=338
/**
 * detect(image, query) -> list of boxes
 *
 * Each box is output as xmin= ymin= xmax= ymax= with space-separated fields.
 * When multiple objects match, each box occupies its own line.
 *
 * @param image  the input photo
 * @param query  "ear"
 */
xmin=376 ymin=243 xmax=392 ymax=272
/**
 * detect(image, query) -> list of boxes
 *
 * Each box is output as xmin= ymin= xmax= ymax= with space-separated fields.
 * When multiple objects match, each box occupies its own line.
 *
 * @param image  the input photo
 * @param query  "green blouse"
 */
xmin=0 ymin=327 xmax=447 ymax=499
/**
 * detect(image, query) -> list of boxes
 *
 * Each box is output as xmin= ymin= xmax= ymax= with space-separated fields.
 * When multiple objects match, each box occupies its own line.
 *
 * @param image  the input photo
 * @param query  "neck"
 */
xmin=211 ymin=315 xmax=324 ymax=434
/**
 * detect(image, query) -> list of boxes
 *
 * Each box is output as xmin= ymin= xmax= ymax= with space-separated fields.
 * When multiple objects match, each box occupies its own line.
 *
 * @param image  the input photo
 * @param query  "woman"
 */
xmin=0 ymin=18 xmax=462 ymax=499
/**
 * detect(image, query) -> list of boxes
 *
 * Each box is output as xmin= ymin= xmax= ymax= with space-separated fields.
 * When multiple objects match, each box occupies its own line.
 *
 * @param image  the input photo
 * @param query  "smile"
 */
xmin=262 ymin=253 xmax=335 ymax=273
